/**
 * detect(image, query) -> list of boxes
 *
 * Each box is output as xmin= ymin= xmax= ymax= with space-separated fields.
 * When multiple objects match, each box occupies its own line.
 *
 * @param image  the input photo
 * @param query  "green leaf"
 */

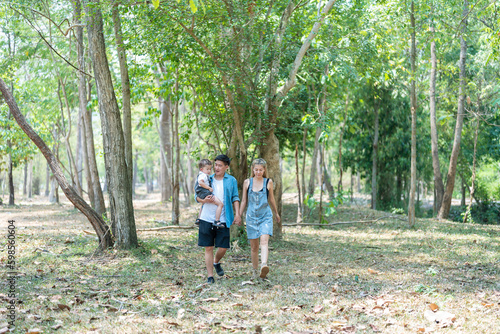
xmin=152 ymin=0 xmax=160 ymax=9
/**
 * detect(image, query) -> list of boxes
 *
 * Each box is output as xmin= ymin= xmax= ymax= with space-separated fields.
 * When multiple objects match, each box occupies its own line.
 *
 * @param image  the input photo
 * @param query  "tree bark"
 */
xmin=27 ymin=160 xmax=33 ymax=198
xmin=75 ymin=0 xmax=106 ymax=217
xmin=45 ymin=162 xmax=50 ymax=197
xmin=408 ymin=0 xmax=417 ymax=227
xmin=463 ymin=78 xmax=481 ymax=223
xmin=338 ymin=93 xmax=349 ymax=191
xmin=133 ymin=151 xmax=138 ymax=195
xmin=0 ymin=77 xmax=113 ymax=249
xmin=23 ymin=160 xmax=27 ymax=196
xmin=371 ymin=101 xmax=379 ymax=210
xmin=171 ymin=93 xmax=181 ymax=225
xmin=157 ymin=66 xmax=173 ymax=202
xmin=429 ymin=13 xmax=444 ymax=214
xmin=438 ymin=0 xmax=468 ymax=219
xmin=295 ymin=144 xmax=303 ymax=223
xmin=308 ymin=127 xmax=321 ymax=196
xmin=86 ymin=0 xmax=137 ymax=248
xmin=321 ymin=147 xmax=335 ymax=199
xmin=112 ymin=3 xmax=133 ymax=182
xmin=301 ymin=128 xmax=307 ymax=197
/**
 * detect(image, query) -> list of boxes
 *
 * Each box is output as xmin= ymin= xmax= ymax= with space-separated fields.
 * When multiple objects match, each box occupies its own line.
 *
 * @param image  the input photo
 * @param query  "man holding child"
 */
xmin=195 ymin=154 xmax=241 ymax=284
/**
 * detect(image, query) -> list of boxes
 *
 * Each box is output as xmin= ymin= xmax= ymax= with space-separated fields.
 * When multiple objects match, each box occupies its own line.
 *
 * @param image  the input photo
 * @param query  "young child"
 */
xmin=194 ymin=159 xmax=224 ymax=227
xmin=239 ymin=158 xmax=280 ymax=279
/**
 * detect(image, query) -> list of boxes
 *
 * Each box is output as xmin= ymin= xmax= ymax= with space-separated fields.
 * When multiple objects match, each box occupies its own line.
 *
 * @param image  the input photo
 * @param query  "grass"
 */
xmin=0 ymin=192 xmax=499 ymax=333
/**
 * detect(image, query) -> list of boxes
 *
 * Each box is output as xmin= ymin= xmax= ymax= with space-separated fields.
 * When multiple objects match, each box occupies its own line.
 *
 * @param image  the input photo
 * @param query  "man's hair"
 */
xmin=214 ymin=154 xmax=231 ymax=166
xmin=198 ymin=159 xmax=212 ymax=169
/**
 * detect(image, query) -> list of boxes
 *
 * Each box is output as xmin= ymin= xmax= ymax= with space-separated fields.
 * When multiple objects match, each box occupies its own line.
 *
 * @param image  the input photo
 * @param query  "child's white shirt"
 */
xmin=197 ymin=171 xmax=209 ymax=186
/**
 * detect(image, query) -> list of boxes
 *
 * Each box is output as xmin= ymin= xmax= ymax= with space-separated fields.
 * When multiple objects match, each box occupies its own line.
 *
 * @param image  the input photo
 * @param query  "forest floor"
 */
xmin=0 ymin=190 xmax=499 ymax=334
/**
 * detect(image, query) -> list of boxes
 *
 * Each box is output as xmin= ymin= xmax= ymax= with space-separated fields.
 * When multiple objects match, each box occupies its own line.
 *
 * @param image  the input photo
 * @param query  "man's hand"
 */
xmin=233 ymin=214 xmax=242 ymax=226
xmin=197 ymin=195 xmax=215 ymax=204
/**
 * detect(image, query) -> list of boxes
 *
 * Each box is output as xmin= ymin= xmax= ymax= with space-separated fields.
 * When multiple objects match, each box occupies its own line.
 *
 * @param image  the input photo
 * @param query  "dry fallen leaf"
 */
xmin=51 ymin=324 xmax=63 ymax=330
xmin=199 ymin=306 xmax=213 ymax=313
xmin=429 ymin=303 xmax=439 ymax=312
xmin=331 ymin=320 xmax=347 ymax=328
xmin=313 ymin=305 xmax=324 ymax=313
xmin=166 ymin=321 xmax=180 ymax=327
xmin=50 ymin=295 xmax=62 ymax=302
xmin=424 ymin=310 xmax=456 ymax=327
xmin=368 ymin=268 xmax=379 ymax=275
xmin=26 ymin=329 xmax=42 ymax=334
xmin=241 ymin=281 xmax=255 ymax=286
xmin=151 ymin=249 xmax=158 ymax=255
xmin=57 ymin=304 xmax=71 ymax=311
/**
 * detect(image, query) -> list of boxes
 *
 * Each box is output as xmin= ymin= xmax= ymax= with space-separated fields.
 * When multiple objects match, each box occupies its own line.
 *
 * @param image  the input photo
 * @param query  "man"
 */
xmin=196 ymin=154 xmax=241 ymax=283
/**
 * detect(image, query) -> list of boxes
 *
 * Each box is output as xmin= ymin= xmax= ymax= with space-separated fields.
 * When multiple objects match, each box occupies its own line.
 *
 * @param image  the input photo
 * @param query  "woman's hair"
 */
xmin=250 ymin=158 xmax=267 ymax=178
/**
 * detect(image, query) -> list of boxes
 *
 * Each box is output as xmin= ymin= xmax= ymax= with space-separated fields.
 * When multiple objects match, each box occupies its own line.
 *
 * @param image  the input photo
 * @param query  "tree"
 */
xmin=408 ymin=0 xmax=417 ymax=226
xmin=0 ymin=78 xmax=113 ymax=249
xmin=438 ymin=0 xmax=469 ymax=219
xmin=85 ymin=0 xmax=137 ymax=248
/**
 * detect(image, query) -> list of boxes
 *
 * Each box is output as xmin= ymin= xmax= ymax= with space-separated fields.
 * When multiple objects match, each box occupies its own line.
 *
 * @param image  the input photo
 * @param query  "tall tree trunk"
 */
xmin=132 ymin=150 xmax=138 ymax=195
xmin=75 ymin=0 xmax=106 ymax=216
xmin=112 ymin=3 xmax=133 ymax=181
xmin=461 ymin=178 xmax=466 ymax=206
xmin=338 ymin=93 xmax=349 ymax=191
xmin=301 ymin=128 xmax=307 ymax=197
xmin=408 ymin=0 xmax=417 ymax=227
xmin=260 ymin=131 xmax=282 ymax=238
xmin=463 ymin=78 xmax=481 ymax=223
xmin=172 ymin=94 xmax=181 ymax=225
xmin=308 ymin=127 xmax=321 ymax=196
xmin=86 ymin=0 xmax=137 ymax=248
xmin=45 ymin=162 xmax=50 ymax=197
xmin=27 ymin=160 xmax=33 ymax=198
xmin=49 ymin=174 xmax=59 ymax=204
xmin=319 ymin=145 xmax=325 ymax=223
xmin=0 ymin=78 xmax=113 ymax=249
xmin=158 ymin=91 xmax=172 ymax=202
xmin=438 ymin=0 xmax=468 ymax=219
xmin=295 ymin=144 xmax=303 ymax=223
xmin=371 ymin=101 xmax=379 ymax=210
xmin=8 ymin=141 xmax=14 ymax=205
xmin=429 ymin=13 xmax=444 ymax=214
xmin=321 ymin=147 xmax=335 ymax=199
xmin=76 ymin=115 xmax=83 ymax=189
xmin=23 ymin=160 xmax=27 ymax=196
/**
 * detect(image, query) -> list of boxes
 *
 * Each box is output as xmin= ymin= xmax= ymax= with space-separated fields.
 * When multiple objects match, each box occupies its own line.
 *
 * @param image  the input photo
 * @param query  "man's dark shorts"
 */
xmin=198 ymin=219 xmax=230 ymax=249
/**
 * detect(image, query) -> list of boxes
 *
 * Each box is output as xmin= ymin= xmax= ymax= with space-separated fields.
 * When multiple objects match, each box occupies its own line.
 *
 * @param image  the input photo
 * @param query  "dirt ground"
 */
xmin=0 ymin=190 xmax=499 ymax=333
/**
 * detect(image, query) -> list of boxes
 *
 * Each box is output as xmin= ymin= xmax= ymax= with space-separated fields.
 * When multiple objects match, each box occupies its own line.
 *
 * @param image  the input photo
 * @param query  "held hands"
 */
xmin=275 ymin=214 xmax=281 ymax=223
xmin=209 ymin=187 xmax=214 ymax=192
xmin=233 ymin=214 xmax=242 ymax=226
